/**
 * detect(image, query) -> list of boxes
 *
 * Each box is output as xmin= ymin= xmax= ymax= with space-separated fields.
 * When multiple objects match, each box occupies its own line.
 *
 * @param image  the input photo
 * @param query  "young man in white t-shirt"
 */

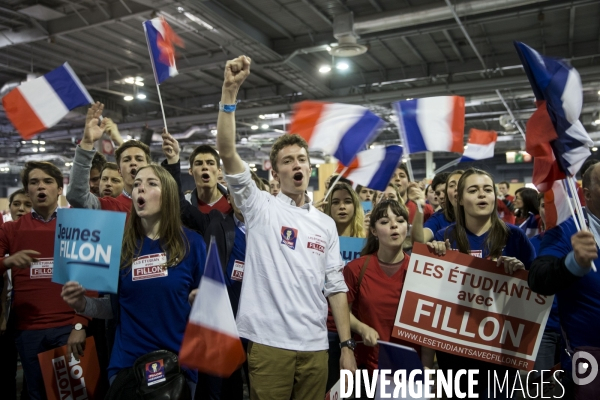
xmin=217 ymin=55 xmax=356 ymax=399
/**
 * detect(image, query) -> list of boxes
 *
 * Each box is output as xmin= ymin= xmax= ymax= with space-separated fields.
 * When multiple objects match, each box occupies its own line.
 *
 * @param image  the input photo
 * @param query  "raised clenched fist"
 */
xmin=223 ymin=56 xmax=251 ymax=91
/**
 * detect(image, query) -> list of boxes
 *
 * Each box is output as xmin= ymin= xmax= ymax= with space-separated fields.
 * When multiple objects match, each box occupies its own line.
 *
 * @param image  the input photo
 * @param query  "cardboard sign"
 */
xmin=392 ymin=243 xmax=553 ymax=371
xmin=325 ymin=379 xmax=341 ymax=400
xmin=52 ymin=208 xmax=126 ymax=293
xmin=361 ymin=201 xmax=373 ymax=214
xmin=339 ymin=236 xmax=367 ymax=265
xmin=38 ymin=336 xmax=103 ymax=400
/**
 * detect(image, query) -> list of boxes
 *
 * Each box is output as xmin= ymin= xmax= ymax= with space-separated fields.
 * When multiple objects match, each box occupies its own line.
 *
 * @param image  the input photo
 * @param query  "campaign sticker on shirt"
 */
xmin=281 ymin=227 xmax=298 ymax=250
xmin=30 ymin=258 xmax=53 ymax=279
xmin=145 ymin=360 xmax=166 ymax=386
xmin=307 ymin=234 xmax=326 ymax=254
xmin=231 ymin=260 xmax=245 ymax=282
xmin=132 ymin=253 xmax=168 ymax=281
xmin=470 ymin=250 xmax=483 ymax=258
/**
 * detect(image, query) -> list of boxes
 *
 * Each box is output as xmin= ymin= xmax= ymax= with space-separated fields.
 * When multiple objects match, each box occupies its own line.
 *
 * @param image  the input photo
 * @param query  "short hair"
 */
xmin=101 ymin=162 xmax=119 ymax=175
xmin=21 ymin=161 xmax=63 ymax=189
xmin=431 ymin=172 xmax=449 ymax=191
xmin=580 ymin=158 xmax=600 ymax=179
xmin=91 ymin=152 xmax=107 ymax=173
xmin=498 ymin=181 xmax=510 ymax=189
xmin=582 ymin=163 xmax=600 ymax=190
xmin=115 ymin=140 xmax=151 ymax=166
xmin=397 ymin=164 xmax=410 ymax=181
xmin=9 ymin=188 xmax=28 ymax=205
xmin=269 ymin=134 xmax=310 ymax=172
xmin=188 ymin=145 xmax=221 ymax=169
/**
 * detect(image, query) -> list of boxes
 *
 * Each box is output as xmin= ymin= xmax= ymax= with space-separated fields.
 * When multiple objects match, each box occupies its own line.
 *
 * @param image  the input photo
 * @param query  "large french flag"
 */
xmin=2 ymin=63 xmax=92 ymax=139
xmin=336 ymin=146 xmax=403 ymax=191
xmin=460 ymin=129 xmax=497 ymax=162
xmin=143 ymin=17 xmax=183 ymax=84
xmin=179 ymin=240 xmax=246 ymax=377
xmin=393 ymin=96 xmax=465 ymax=155
xmin=544 ymin=181 xmax=572 ymax=230
xmin=290 ymin=101 xmax=384 ymax=166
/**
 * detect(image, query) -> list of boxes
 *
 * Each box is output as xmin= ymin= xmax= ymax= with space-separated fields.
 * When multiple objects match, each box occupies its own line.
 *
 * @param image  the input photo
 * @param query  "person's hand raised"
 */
xmin=223 ymin=56 xmax=251 ymax=92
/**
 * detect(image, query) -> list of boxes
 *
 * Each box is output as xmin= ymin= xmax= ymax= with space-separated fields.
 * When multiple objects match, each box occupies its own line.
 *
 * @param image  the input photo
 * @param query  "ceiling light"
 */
xmin=251 ymin=125 xmax=258 ymax=130
xmin=137 ymin=94 xmax=146 ymax=99
xmin=593 ymin=147 xmax=598 ymax=152
xmin=32 ymin=147 xmax=38 ymax=153
xmin=39 ymin=147 xmax=45 ymax=152
xmin=135 ymin=81 xmax=144 ymax=86
xmin=210 ymin=129 xmax=217 ymax=135
xmin=177 ymin=6 xmax=184 ymax=13
xmin=21 ymin=141 xmax=26 ymax=144
xmin=32 ymin=139 xmax=39 ymax=144
xmin=319 ymin=65 xmax=331 ymax=73
xmin=124 ymin=95 xmax=134 ymax=101
xmin=336 ymin=62 xmax=349 ymax=71
xmin=135 ymin=76 xmax=143 ymax=82
xmin=258 ymin=115 xmax=265 ymax=119
xmin=326 ymin=46 xmax=331 ymax=51
xmin=595 ymin=119 xmax=600 ymax=125
xmin=124 ymin=77 xmax=135 ymax=84
xmin=183 ymin=11 xmax=214 ymax=30
xmin=40 ymin=140 xmax=45 ymax=145
xmin=249 ymin=163 xmax=255 ymax=167
xmin=261 ymin=124 xmax=269 ymax=129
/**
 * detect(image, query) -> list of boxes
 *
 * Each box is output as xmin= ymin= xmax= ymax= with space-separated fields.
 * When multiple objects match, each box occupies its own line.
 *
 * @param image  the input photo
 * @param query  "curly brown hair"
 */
xmin=269 ymin=134 xmax=311 ymax=172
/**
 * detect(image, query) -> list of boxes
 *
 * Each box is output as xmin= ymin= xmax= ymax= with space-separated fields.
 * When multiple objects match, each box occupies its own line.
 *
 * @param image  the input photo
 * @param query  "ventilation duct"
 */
xmin=330 ymin=13 xmax=368 ymax=57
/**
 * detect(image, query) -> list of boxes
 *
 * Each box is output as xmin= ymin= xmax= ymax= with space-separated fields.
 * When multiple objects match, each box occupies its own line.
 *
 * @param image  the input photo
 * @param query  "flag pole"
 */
xmin=561 ymin=180 xmax=581 ymax=231
xmin=564 ymin=177 xmax=597 ymax=272
xmin=404 ymin=157 xmax=423 ymax=213
xmin=323 ymin=166 xmax=348 ymax=202
xmin=155 ymin=83 xmax=169 ymax=133
xmin=434 ymin=157 xmax=462 ymax=174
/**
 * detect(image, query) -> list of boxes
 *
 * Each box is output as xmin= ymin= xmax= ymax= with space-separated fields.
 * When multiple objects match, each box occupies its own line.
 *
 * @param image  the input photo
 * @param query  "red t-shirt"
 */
xmin=344 ymin=254 xmax=420 ymax=372
xmin=99 ymin=193 xmax=132 ymax=213
xmin=0 ymin=214 xmax=91 ymax=330
xmin=197 ymin=194 xmax=232 ymax=215
xmin=405 ymin=200 xmax=433 ymax=224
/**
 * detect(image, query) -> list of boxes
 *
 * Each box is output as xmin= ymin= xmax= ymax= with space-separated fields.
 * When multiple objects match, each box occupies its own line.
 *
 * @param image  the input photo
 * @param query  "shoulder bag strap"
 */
xmin=356 ymin=255 xmax=371 ymax=299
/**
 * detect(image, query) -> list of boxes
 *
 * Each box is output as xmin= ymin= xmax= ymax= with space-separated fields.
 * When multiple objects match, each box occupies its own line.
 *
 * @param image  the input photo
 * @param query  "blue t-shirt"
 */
xmin=434 ymin=223 xmax=535 ymax=268
xmin=530 ymin=233 xmax=560 ymax=334
xmin=538 ymin=217 xmax=600 ymax=373
xmin=108 ymin=228 xmax=206 ymax=381
xmin=424 ymin=210 xmax=452 ymax=236
xmin=225 ymin=225 xmax=246 ymax=317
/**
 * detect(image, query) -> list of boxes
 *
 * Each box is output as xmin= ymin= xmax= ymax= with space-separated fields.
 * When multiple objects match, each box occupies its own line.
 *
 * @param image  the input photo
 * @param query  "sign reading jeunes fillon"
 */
xmin=52 ymin=208 xmax=126 ymax=294
xmin=339 ymin=236 xmax=366 ymax=265
xmin=392 ymin=243 xmax=553 ymax=371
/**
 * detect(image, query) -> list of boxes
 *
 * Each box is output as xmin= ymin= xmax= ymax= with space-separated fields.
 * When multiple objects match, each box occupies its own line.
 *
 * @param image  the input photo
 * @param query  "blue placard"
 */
xmin=52 ymin=208 xmax=126 ymax=293
xmin=361 ymin=201 xmax=373 ymax=214
xmin=339 ymin=236 xmax=367 ymax=265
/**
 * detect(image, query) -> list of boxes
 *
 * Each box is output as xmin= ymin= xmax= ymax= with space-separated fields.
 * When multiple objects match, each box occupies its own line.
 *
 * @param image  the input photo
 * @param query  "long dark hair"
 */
xmin=515 ymin=187 xmax=540 ymax=218
xmin=443 ymin=170 xmax=464 ymax=223
xmin=360 ymin=200 xmax=409 ymax=256
xmin=446 ymin=168 xmax=509 ymax=258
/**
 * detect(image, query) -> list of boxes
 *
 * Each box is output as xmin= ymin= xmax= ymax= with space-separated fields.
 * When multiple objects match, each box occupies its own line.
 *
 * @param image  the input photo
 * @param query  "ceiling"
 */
xmin=0 ymin=0 xmax=599 ymax=174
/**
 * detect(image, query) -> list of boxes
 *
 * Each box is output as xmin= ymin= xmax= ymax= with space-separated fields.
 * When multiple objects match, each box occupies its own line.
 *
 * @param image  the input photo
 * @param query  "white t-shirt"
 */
xmin=226 ymin=163 xmax=347 ymax=351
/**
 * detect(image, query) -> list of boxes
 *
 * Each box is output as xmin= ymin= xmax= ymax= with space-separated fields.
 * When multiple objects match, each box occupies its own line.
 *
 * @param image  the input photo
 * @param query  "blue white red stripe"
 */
xmin=143 ymin=17 xmax=183 ymax=84
xmin=2 ymin=63 xmax=92 ymax=139
xmin=336 ymin=146 xmax=403 ymax=191
xmin=290 ymin=101 xmax=384 ymax=166
xmin=179 ymin=240 xmax=245 ymax=377
xmin=543 ymin=181 xmax=572 ymax=230
xmin=393 ymin=96 xmax=465 ymax=155
xmin=519 ymin=212 xmax=541 ymax=239
xmin=461 ymin=129 xmax=497 ymax=162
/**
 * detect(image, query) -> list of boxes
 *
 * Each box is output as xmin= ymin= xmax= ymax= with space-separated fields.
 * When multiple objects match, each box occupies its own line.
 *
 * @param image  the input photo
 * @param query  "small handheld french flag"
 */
xmin=460 ymin=129 xmax=497 ymax=162
xmin=337 ymin=146 xmax=403 ymax=191
xmin=143 ymin=17 xmax=184 ymax=84
xmin=2 ymin=63 xmax=92 ymax=139
xmin=393 ymin=96 xmax=465 ymax=155
xmin=179 ymin=239 xmax=245 ymax=377
xmin=290 ymin=101 xmax=384 ymax=166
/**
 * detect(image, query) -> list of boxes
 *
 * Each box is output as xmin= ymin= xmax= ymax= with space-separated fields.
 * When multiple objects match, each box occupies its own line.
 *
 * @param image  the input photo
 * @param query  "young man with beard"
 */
xmin=67 ymin=102 xmax=150 ymax=212
xmin=217 ymin=55 xmax=356 ymax=400
xmin=0 ymin=162 xmax=90 ymax=400
xmin=184 ymin=145 xmax=231 ymax=215
xmin=98 ymin=163 xmax=124 ymax=198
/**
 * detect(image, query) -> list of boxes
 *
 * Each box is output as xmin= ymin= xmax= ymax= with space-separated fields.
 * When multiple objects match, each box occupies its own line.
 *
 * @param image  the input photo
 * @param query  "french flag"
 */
xmin=393 ymin=96 xmax=465 ymax=155
xmin=336 ymin=146 xmax=403 ymax=191
xmin=544 ymin=181 xmax=572 ymax=230
xmin=179 ymin=239 xmax=246 ymax=377
xmin=290 ymin=101 xmax=385 ymax=165
xmin=2 ymin=63 xmax=92 ymax=139
xmin=460 ymin=129 xmax=497 ymax=162
xmin=143 ymin=17 xmax=183 ymax=84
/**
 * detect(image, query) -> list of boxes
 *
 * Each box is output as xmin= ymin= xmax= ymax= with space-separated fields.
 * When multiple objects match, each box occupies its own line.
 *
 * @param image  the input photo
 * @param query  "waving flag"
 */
xmin=393 ymin=96 xmax=465 ymax=155
xmin=2 ymin=63 xmax=92 ymax=139
xmin=143 ymin=17 xmax=184 ymax=84
xmin=289 ymin=101 xmax=384 ymax=165
xmin=460 ymin=129 xmax=497 ymax=162
xmin=544 ymin=181 xmax=572 ymax=230
xmin=336 ymin=146 xmax=403 ymax=191
xmin=179 ymin=239 xmax=245 ymax=377
xmin=515 ymin=41 xmax=592 ymax=191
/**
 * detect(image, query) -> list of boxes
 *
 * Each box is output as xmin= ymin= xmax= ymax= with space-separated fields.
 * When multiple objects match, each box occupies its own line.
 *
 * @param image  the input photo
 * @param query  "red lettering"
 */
xmin=433 ymin=265 xmax=444 ymax=279
xmin=422 ymin=262 xmax=434 ymax=277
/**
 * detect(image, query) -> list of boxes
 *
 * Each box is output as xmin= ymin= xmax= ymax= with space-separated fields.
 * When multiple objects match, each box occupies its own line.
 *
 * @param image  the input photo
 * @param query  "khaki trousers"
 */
xmin=248 ymin=341 xmax=328 ymax=400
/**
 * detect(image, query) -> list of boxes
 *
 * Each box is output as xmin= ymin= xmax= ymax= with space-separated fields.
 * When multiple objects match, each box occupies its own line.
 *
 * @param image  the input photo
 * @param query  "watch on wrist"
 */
xmin=339 ymin=339 xmax=356 ymax=351
xmin=74 ymin=323 xmax=83 ymax=331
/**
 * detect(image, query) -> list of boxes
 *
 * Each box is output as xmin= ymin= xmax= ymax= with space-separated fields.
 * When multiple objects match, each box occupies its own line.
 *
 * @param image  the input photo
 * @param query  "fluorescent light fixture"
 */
xmin=261 ymin=124 xmax=269 ymax=129
xmin=336 ymin=62 xmax=349 ymax=70
xmin=135 ymin=81 xmax=144 ymax=86
xmin=39 ymin=147 xmax=45 ymax=152
xmin=124 ymin=95 xmax=134 ymax=101
xmin=210 ymin=129 xmax=217 ymax=135
xmin=258 ymin=115 xmax=265 ymax=119
xmin=251 ymin=125 xmax=258 ymax=130
xmin=32 ymin=147 xmax=38 ymax=153
xmin=249 ymin=164 xmax=256 ymax=167
xmin=135 ymin=76 xmax=143 ymax=82
xmin=40 ymin=140 xmax=45 ymax=145
xmin=595 ymin=119 xmax=600 ymax=125
xmin=593 ymin=147 xmax=598 ymax=152
xmin=124 ymin=77 xmax=135 ymax=84
xmin=319 ymin=65 xmax=331 ymax=73
xmin=32 ymin=139 xmax=39 ymax=144
xmin=183 ymin=11 xmax=214 ymax=30
xmin=21 ymin=141 xmax=26 ymax=144
xmin=137 ymin=94 xmax=146 ymax=100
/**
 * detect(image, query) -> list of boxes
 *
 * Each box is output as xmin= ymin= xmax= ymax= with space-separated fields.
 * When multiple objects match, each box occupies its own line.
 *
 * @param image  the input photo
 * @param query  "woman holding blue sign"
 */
xmin=61 ymin=164 xmax=207 ymax=398
xmin=428 ymin=168 xmax=534 ymax=399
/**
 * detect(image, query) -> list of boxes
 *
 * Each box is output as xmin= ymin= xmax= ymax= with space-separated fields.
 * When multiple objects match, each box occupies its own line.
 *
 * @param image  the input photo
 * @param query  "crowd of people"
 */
xmin=0 ymin=55 xmax=598 ymax=400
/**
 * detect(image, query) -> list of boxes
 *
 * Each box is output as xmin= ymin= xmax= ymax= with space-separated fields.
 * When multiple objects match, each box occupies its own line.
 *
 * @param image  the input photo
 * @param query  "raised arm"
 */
xmin=217 ymin=56 xmax=251 ymax=175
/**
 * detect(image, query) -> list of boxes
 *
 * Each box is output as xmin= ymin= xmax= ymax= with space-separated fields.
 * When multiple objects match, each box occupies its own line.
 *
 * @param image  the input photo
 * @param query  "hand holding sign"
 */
xmin=67 ymin=329 xmax=86 ymax=361
xmin=60 ymin=281 xmax=87 ymax=313
xmin=4 ymin=249 xmax=40 ymax=269
xmin=496 ymin=256 xmax=525 ymax=275
xmin=426 ymin=239 xmax=451 ymax=256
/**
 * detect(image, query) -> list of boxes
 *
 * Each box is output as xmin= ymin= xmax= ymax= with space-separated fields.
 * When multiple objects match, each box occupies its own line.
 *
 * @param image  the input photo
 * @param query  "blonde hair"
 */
xmin=324 ymin=183 xmax=365 ymax=238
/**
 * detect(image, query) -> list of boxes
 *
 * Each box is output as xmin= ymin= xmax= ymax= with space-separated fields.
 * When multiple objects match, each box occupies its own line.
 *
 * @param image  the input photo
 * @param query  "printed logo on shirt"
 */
xmin=132 ymin=253 xmax=168 ymax=281
xmin=307 ymin=242 xmax=325 ymax=253
xmin=145 ymin=360 xmax=166 ymax=386
xmin=30 ymin=258 xmax=53 ymax=279
xmin=307 ymin=235 xmax=326 ymax=254
xmin=470 ymin=250 xmax=483 ymax=258
xmin=231 ymin=260 xmax=244 ymax=282
xmin=281 ymin=227 xmax=298 ymax=250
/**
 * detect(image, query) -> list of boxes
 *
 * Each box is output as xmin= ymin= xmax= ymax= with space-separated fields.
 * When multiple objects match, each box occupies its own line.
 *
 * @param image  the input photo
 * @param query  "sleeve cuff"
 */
xmin=224 ymin=162 xmax=251 ymax=186
xmin=565 ymin=251 xmax=591 ymax=277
